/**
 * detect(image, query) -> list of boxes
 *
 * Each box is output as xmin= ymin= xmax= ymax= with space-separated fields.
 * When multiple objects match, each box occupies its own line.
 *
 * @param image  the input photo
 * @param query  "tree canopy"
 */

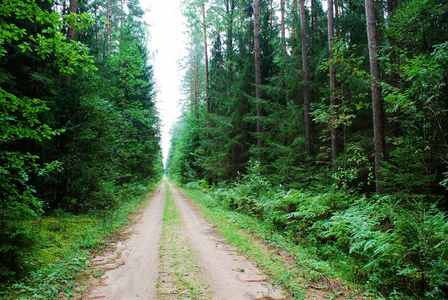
xmin=1 ymin=0 xmax=162 ymax=280
xmin=166 ymin=0 xmax=448 ymax=297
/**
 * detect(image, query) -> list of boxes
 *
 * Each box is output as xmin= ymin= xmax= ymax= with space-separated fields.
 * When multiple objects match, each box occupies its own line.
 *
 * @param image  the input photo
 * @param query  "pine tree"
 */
xmin=299 ymin=0 xmax=312 ymax=156
xmin=365 ymin=0 xmax=386 ymax=193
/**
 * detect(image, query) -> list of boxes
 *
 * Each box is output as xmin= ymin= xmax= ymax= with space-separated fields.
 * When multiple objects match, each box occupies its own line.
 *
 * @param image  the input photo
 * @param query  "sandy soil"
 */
xmin=168 ymin=183 xmax=285 ymax=300
xmin=84 ymin=181 xmax=285 ymax=299
xmin=85 ymin=184 xmax=166 ymax=299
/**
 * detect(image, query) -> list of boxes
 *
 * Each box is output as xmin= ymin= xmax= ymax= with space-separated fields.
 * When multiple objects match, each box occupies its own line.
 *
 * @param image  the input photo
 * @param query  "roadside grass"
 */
xmin=156 ymin=183 xmax=211 ymax=299
xmin=0 ymin=182 xmax=160 ymax=300
xmin=181 ymin=187 xmax=366 ymax=300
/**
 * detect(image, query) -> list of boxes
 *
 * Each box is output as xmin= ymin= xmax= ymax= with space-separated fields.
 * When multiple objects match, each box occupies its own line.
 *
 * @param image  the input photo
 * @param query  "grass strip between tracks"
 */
xmin=156 ymin=183 xmax=211 ymax=299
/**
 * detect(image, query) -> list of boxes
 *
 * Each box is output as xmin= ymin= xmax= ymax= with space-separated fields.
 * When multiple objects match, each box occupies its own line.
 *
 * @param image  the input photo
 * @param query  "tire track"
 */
xmin=168 ymin=182 xmax=285 ymax=300
xmin=84 ymin=181 xmax=285 ymax=299
xmin=156 ymin=183 xmax=211 ymax=299
xmin=85 ymin=183 xmax=166 ymax=299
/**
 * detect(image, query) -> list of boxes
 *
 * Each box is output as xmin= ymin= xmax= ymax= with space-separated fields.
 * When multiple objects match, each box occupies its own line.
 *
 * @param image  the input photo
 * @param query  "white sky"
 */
xmin=140 ymin=0 xmax=186 ymax=166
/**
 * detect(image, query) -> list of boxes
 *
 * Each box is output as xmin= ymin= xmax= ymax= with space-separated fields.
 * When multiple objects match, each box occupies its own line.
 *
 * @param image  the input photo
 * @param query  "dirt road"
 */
xmin=85 ymin=181 xmax=285 ymax=299
xmin=87 ymin=183 xmax=166 ymax=299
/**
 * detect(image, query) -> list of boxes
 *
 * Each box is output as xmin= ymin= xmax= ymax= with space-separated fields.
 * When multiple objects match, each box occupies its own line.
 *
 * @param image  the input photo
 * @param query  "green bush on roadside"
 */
xmin=0 ymin=181 xmax=159 ymax=300
xmin=184 ymin=174 xmax=448 ymax=299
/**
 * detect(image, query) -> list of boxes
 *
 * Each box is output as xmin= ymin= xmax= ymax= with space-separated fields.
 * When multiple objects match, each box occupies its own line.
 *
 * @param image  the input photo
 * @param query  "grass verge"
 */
xmin=156 ymin=183 xmax=211 ymax=299
xmin=0 ymin=182 xmax=160 ymax=300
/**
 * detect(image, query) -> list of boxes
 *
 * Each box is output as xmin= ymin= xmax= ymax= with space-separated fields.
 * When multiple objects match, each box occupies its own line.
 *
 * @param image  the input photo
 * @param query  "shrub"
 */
xmin=323 ymin=195 xmax=448 ymax=297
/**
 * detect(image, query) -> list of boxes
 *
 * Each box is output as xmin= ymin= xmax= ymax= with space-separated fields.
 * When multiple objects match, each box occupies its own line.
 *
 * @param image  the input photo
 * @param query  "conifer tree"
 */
xmin=365 ymin=0 xmax=386 ymax=193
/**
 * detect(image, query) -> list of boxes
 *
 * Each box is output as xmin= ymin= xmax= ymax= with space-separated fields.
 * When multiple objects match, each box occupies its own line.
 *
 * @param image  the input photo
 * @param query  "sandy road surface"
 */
xmin=168 ymin=183 xmax=284 ymax=300
xmin=85 ymin=181 xmax=284 ymax=299
xmin=86 ymin=184 xmax=166 ymax=299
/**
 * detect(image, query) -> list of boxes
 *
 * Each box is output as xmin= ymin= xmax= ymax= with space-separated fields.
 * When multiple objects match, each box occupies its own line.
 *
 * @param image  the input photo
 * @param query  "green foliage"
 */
xmin=171 ymin=0 xmax=448 ymax=297
xmin=191 ymin=171 xmax=448 ymax=298
xmin=333 ymin=144 xmax=373 ymax=190
xmin=0 ymin=182 xmax=153 ymax=299
xmin=380 ymin=42 xmax=448 ymax=195
xmin=0 ymin=0 xmax=90 ymax=277
xmin=166 ymin=116 xmax=203 ymax=184
xmin=324 ymin=196 xmax=448 ymax=297
xmin=387 ymin=0 xmax=448 ymax=53
xmin=1 ymin=0 xmax=162 ymax=283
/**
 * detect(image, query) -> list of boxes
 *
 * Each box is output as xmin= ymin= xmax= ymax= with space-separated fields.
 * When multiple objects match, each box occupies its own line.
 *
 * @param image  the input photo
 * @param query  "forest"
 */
xmin=1 ymin=0 xmax=448 ymax=298
xmin=166 ymin=0 xmax=448 ymax=298
xmin=0 ymin=0 xmax=163 ymax=296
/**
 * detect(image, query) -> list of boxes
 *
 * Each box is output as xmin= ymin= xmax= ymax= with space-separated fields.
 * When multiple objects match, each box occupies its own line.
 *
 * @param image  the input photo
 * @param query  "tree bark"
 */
xmin=194 ymin=48 xmax=199 ymax=108
xmin=202 ymin=3 xmax=210 ymax=116
xmin=66 ymin=0 xmax=77 ymax=85
xmin=120 ymin=0 xmax=124 ymax=28
xmin=95 ymin=0 xmax=99 ymax=60
xmin=292 ymin=0 xmax=297 ymax=56
xmin=225 ymin=0 xmax=235 ymax=65
xmin=253 ymin=0 xmax=262 ymax=147
xmin=328 ymin=0 xmax=338 ymax=161
xmin=335 ymin=0 xmax=340 ymax=38
xmin=365 ymin=0 xmax=386 ymax=194
xmin=299 ymin=0 xmax=312 ymax=156
xmin=280 ymin=0 xmax=286 ymax=52
xmin=106 ymin=0 xmax=111 ymax=56
xmin=190 ymin=42 xmax=195 ymax=110
xmin=67 ymin=0 xmax=77 ymax=40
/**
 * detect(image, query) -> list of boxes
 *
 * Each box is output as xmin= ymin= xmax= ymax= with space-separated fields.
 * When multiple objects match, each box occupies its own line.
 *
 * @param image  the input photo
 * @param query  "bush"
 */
xmin=205 ymin=170 xmax=448 ymax=298
xmin=324 ymin=195 xmax=448 ymax=297
xmin=0 ymin=220 xmax=38 ymax=281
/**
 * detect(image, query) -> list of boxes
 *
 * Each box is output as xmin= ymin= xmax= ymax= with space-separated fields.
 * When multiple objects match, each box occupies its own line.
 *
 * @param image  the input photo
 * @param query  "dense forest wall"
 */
xmin=166 ymin=0 xmax=448 ymax=297
xmin=168 ymin=0 xmax=448 ymax=203
xmin=0 ymin=0 xmax=162 ymax=280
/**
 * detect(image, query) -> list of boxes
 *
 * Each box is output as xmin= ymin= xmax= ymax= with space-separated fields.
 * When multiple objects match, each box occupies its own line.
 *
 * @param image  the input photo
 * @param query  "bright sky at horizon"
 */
xmin=140 ymin=0 xmax=186 ymax=166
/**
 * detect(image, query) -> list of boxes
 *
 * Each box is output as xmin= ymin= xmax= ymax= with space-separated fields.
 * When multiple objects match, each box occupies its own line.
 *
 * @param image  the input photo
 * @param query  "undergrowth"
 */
xmin=180 ymin=170 xmax=448 ymax=299
xmin=0 ymin=181 xmax=160 ymax=299
xmin=180 ymin=187 xmax=363 ymax=299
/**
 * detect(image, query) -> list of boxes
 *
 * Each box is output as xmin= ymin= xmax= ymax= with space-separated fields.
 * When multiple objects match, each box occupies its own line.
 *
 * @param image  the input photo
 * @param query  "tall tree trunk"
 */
xmin=311 ymin=0 xmax=314 ymax=43
xmin=328 ymin=0 xmax=338 ymax=161
xmin=225 ymin=0 xmax=235 ymax=67
xmin=280 ymin=0 xmax=288 ymax=102
xmin=310 ymin=0 xmax=316 ymax=144
xmin=299 ymin=0 xmax=312 ymax=156
xmin=119 ymin=0 xmax=124 ymax=53
xmin=67 ymin=0 xmax=77 ymax=40
xmin=253 ymin=0 xmax=262 ymax=147
xmin=280 ymin=0 xmax=286 ymax=52
xmin=106 ymin=0 xmax=111 ymax=57
xmin=190 ymin=42 xmax=195 ymax=110
xmin=225 ymin=0 xmax=235 ymax=114
xmin=95 ymin=0 xmax=99 ymax=60
xmin=292 ymin=0 xmax=297 ymax=56
xmin=365 ymin=0 xmax=386 ymax=194
xmin=194 ymin=47 xmax=199 ymax=108
xmin=335 ymin=0 xmax=340 ymax=37
xmin=66 ymin=0 xmax=77 ymax=85
xmin=202 ymin=3 xmax=210 ymax=116
xmin=120 ymin=0 xmax=124 ymax=28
